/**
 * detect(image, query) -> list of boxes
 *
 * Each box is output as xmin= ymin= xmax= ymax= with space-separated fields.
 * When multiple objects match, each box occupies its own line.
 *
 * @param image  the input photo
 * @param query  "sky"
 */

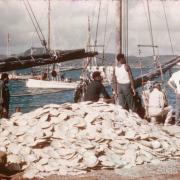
xmin=0 ymin=0 xmax=180 ymax=56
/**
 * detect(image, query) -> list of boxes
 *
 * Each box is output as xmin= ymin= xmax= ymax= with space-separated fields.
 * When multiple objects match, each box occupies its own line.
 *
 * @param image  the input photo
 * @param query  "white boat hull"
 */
xmin=26 ymin=79 xmax=78 ymax=89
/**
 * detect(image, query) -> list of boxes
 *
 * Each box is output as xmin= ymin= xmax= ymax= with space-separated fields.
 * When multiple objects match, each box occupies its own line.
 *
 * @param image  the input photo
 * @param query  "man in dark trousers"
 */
xmin=84 ymin=71 xmax=111 ymax=102
xmin=0 ymin=73 xmax=10 ymax=119
xmin=113 ymin=53 xmax=136 ymax=112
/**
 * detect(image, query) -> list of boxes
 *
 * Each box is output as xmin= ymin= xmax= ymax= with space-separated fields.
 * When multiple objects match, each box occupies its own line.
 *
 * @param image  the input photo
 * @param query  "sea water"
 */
xmin=9 ymin=68 xmax=178 ymax=115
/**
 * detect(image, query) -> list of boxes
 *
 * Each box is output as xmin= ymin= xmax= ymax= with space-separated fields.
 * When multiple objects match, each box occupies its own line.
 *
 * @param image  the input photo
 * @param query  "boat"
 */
xmin=23 ymin=0 xmax=94 ymax=89
xmin=26 ymin=78 xmax=78 ymax=89
xmin=1 ymin=1 xmax=179 ymax=90
xmin=74 ymin=0 xmax=180 ymax=104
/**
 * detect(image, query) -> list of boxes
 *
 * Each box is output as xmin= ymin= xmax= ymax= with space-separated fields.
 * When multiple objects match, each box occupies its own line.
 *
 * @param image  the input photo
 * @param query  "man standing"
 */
xmin=148 ymin=82 xmax=173 ymax=125
xmin=0 ymin=73 xmax=10 ymax=119
xmin=113 ymin=53 xmax=136 ymax=111
xmin=168 ymin=70 xmax=180 ymax=126
xmin=84 ymin=71 xmax=111 ymax=102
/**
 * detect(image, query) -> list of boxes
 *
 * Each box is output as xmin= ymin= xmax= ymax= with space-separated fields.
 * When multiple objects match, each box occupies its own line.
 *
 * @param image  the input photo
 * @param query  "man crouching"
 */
xmin=148 ymin=82 xmax=173 ymax=126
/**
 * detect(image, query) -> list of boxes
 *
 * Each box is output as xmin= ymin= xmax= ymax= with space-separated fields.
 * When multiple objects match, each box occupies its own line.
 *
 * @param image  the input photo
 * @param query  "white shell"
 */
xmin=151 ymin=141 xmax=161 ymax=149
xmin=7 ymin=154 xmax=22 ymax=164
xmin=23 ymin=167 xmax=39 ymax=179
xmin=83 ymin=151 xmax=98 ymax=167
xmin=0 ymin=101 xmax=179 ymax=178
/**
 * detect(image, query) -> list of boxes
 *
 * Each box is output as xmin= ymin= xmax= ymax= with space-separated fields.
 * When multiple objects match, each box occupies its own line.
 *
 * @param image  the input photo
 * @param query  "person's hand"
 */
xmin=113 ymin=92 xmax=118 ymax=99
xmin=132 ymin=89 xmax=136 ymax=96
xmin=174 ymin=88 xmax=177 ymax=94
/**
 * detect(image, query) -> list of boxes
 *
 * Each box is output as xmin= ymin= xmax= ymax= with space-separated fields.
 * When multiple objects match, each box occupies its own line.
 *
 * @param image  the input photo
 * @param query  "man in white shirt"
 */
xmin=168 ymin=70 xmax=180 ymax=126
xmin=113 ymin=53 xmax=136 ymax=112
xmin=148 ymin=82 xmax=173 ymax=125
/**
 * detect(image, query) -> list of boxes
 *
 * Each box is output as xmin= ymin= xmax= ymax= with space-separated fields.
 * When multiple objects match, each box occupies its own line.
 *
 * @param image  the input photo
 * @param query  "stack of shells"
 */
xmin=0 ymin=101 xmax=180 ymax=178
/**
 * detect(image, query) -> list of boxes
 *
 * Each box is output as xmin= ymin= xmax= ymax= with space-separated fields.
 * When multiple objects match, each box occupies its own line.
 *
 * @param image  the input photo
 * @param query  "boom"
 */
xmin=0 ymin=49 xmax=98 ymax=72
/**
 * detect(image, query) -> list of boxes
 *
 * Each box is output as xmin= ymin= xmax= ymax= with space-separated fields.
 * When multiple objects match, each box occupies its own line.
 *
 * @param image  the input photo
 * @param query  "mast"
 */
xmin=116 ymin=0 xmax=123 ymax=54
xmin=48 ymin=0 xmax=51 ymax=50
xmin=7 ymin=33 xmax=10 ymax=57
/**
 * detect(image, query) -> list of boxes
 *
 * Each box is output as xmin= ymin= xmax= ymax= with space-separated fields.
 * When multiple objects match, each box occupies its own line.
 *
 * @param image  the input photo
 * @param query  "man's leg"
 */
xmin=150 ymin=116 xmax=157 ymax=125
xmin=118 ymin=93 xmax=126 ymax=109
xmin=126 ymin=93 xmax=135 ymax=112
xmin=163 ymin=106 xmax=173 ymax=125
xmin=175 ymin=94 xmax=180 ymax=126
xmin=118 ymin=84 xmax=127 ymax=109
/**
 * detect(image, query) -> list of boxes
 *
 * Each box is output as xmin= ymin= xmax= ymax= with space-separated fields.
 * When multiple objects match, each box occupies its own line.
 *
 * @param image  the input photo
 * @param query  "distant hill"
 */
xmin=60 ymin=53 xmax=176 ymax=68
xmin=0 ymin=54 xmax=6 ymax=59
xmin=23 ymin=47 xmax=46 ymax=56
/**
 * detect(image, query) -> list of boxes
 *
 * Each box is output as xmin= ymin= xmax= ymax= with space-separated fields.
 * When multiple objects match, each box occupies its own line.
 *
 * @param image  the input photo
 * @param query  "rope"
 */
xmin=141 ymin=0 xmax=158 ymax=68
xmin=156 ymin=48 xmax=164 ymax=84
xmin=23 ymin=0 xmax=48 ymax=51
xmin=124 ymin=0 xmax=129 ymax=63
xmin=23 ymin=0 xmax=43 ymax=46
xmin=138 ymin=48 xmax=145 ymax=87
xmin=26 ymin=0 xmax=47 ymax=48
xmin=102 ymin=2 xmax=109 ymax=65
xmin=161 ymin=0 xmax=175 ymax=56
xmin=94 ymin=0 xmax=101 ymax=52
xmin=146 ymin=0 xmax=156 ymax=59
xmin=90 ymin=1 xmax=97 ymax=37
xmin=142 ymin=0 xmax=152 ymax=45
xmin=138 ymin=47 xmax=150 ymax=118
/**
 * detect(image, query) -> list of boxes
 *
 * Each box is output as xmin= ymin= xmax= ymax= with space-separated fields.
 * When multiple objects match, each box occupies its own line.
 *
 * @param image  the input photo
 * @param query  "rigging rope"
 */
xmin=123 ymin=0 xmax=129 ymax=63
xmin=23 ymin=0 xmax=43 ymax=46
xmin=23 ymin=0 xmax=48 ymax=51
xmin=94 ymin=0 xmax=101 ymax=52
xmin=102 ymin=2 xmax=109 ymax=65
xmin=161 ymin=0 xmax=175 ymax=56
xmin=141 ymin=0 xmax=158 ymax=69
xmin=26 ymin=0 xmax=47 ymax=48
xmin=146 ymin=0 xmax=156 ymax=59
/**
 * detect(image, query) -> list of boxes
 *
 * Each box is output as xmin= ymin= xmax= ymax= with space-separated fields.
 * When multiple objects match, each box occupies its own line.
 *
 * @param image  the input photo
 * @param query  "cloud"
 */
xmin=0 ymin=0 xmax=180 ymax=56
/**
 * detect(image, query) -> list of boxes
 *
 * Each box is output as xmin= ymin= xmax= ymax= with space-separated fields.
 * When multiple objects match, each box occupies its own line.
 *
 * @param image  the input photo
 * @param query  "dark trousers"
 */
xmin=175 ymin=94 xmax=180 ymax=125
xmin=118 ymin=83 xmax=135 ymax=111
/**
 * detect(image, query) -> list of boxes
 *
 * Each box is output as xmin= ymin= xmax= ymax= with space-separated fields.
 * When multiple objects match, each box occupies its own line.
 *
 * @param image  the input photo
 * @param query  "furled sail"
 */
xmin=0 ymin=49 xmax=98 ymax=72
xmin=135 ymin=56 xmax=180 ymax=88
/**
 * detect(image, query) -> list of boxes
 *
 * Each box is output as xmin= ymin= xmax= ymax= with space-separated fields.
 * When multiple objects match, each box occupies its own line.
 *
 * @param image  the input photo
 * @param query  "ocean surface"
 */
xmin=9 ymin=68 xmax=178 ymax=115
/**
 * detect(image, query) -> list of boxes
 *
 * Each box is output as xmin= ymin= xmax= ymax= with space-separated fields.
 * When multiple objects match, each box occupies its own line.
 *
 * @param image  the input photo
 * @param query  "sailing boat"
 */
xmin=24 ymin=0 xmax=81 ymax=89
xmin=74 ymin=0 xmax=180 ymax=103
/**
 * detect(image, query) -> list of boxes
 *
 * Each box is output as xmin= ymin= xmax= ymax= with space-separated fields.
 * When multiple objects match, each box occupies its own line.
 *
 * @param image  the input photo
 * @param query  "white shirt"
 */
xmin=148 ymin=88 xmax=165 ymax=116
xmin=168 ymin=70 xmax=180 ymax=94
xmin=115 ymin=64 xmax=130 ymax=84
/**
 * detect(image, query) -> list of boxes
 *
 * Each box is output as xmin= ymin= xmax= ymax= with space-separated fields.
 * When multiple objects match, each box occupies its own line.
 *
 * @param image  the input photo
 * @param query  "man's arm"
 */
xmin=125 ymin=64 xmax=136 ymax=96
xmin=100 ymin=84 xmax=111 ymax=99
xmin=112 ymin=67 xmax=118 ymax=95
xmin=160 ymin=92 xmax=165 ymax=109
xmin=168 ymin=79 xmax=177 ymax=93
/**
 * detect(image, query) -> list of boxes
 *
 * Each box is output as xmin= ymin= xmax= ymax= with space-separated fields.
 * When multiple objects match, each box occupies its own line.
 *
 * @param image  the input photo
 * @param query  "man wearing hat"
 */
xmin=0 ymin=73 xmax=10 ymax=118
xmin=84 ymin=71 xmax=111 ymax=102
xmin=148 ymin=82 xmax=173 ymax=125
